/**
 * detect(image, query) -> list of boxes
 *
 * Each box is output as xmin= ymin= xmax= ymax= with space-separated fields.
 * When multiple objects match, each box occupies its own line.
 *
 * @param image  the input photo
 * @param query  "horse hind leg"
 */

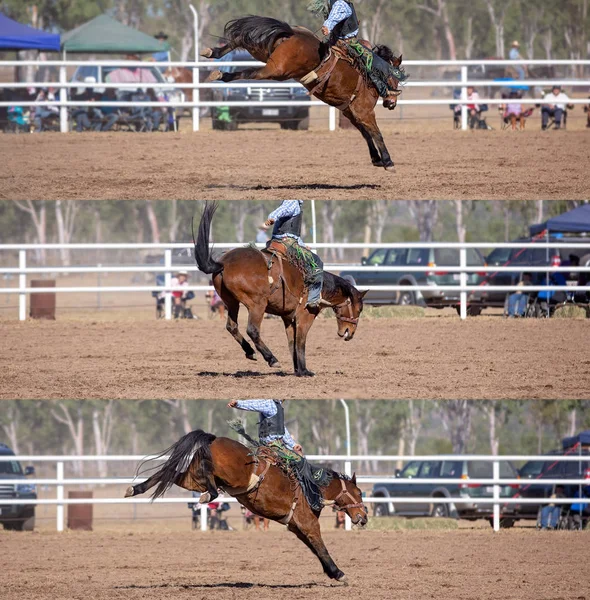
xmin=208 ymin=63 xmax=289 ymax=84
xmin=201 ymin=43 xmax=233 ymax=60
xmin=246 ymin=305 xmax=280 ymax=368
xmin=224 ymin=295 xmax=257 ymax=361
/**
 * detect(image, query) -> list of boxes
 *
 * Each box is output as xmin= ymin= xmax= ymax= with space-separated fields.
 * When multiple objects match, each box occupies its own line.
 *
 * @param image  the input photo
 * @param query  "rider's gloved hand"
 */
xmin=321 ymin=26 xmax=330 ymax=37
xmin=264 ymin=219 xmax=275 ymax=227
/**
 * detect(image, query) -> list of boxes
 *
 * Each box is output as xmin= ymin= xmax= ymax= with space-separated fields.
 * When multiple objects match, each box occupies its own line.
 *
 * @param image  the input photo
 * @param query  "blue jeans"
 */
xmin=540 ymin=506 xmax=560 ymax=528
xmin=542 ymin=107 xmax=563 ymax=128
xmin=507 ymin=293 xmax=527 ymax=316
xmin=34 ymin=109 xmax=57 ymax=132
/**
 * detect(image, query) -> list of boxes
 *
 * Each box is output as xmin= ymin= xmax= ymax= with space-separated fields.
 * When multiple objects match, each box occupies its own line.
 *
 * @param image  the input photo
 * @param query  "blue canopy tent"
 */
xmin=563 ymin=430 xmax=590 ymax=450
xmin=0 ymin=13 xmax=60 ymax=51
xmin=530 ymin=204 xmax=590 ymax=236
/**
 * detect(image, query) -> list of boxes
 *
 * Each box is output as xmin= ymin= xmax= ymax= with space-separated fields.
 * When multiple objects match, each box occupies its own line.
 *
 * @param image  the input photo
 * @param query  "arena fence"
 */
xmin=1 ymin=241 xmax=590 ymax=321
xmin=1 ymin=454 xmax=588 ymax=533
xmin=0 ymin=58 xmax=589 ymax=132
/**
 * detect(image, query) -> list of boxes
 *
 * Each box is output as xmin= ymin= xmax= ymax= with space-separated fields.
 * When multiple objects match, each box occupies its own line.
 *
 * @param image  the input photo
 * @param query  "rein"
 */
xmin=333 ymin=298 xmax=359 ymax=325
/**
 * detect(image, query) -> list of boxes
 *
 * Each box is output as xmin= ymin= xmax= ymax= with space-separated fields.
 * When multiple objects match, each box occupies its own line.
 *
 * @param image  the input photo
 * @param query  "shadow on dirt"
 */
xmin=117 ymin=582 xmax=337 ymax=590
xmin=205 ymin=183 xmax=381 ymax=191
xmin=197 ymin=370 xmax=291 ymax=378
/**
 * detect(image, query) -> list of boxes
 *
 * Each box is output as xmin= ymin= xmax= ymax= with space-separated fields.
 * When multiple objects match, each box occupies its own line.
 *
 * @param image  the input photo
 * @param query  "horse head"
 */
xmin=329 ymin=276 xmax=367 ymax=341
xmin=324 ymin=473 xmax=368 ymax=526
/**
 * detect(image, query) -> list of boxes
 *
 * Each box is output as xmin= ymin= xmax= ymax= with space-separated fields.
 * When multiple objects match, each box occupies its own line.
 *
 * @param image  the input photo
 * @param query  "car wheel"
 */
xmin=279 ymin=121 xmax=291 ymax=130
xmin=430 ymin=502 xmax=448 ymax=518
xmin=456 ymin=306 xmax=482 ymax=316
xmin=373 ymin=502 xmax=389 ymax=517
xmin=296 ymin=116 xmax=310 ymax=130
xmin=398 ymin=290 xmax=415 ymax=306
xmin=21 ymin=516 xmax=35 ymax=531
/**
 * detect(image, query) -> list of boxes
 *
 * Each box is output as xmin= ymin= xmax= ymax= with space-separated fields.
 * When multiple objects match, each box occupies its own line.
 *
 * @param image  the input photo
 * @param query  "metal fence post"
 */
xmin=459 ymin=247 xmax=467 ymax=320
xmin=59 ymin=65 xmax=68 ymax=133
xmin=329 ymin=106 xmax=337 ymax=131
xmin=200 ymin=503 xmax=208 ymax=531
xmin=18 ymin=250 xmax=26 ymax=321
xmin=344 ymin=458 xmax=352 ymax=531
xmin=492 ymin=460 xmax=500 ymax=532
xmin=56 ymin=461 xmax=64 ymax=532
xmin=460 ymin=66 xmax=468 ymax=131
xmin=164 ymin=249 xmax=172 ymax=320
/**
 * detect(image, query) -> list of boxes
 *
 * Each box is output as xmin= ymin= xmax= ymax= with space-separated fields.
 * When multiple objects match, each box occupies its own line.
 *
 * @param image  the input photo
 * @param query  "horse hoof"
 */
xmin=206 ymin=69 xmax=222 ymax=82
xmin=296 ymin=369 xmax=315 ymax=377
xmin=336 ymin=573 xmax=348 ymax=584
xmin=384 ymin=164 xmax=396 ymax=173
xmin=268 ymin=358 xmax=281 ymax=368
xmin=246 ymin=353 xmax=257 ymax=361
xmin=200 ymin=47 xmax=213 ymax=58
xmin=124 ymin=486 xmax=134 ymax=498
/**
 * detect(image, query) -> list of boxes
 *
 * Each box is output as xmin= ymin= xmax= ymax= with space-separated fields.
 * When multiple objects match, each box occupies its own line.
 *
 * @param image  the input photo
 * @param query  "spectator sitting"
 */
xmin=71 ymin=77 xmax=100 ymax=132
xmin=145 ymin=88 xmax=165 ymax=131
xmin=33 ymin=87 xmax=59 ymax=132
xmin=568 ymin=254 xmax=590 ymax=303
xmin=508 ymin=40 xmax=526 ymax=80
xmin=541 ymin=85 xmax=572 ymax=130
xmin=95 ymin=88 xmax=119 ymax=132
xmin=506 ymin=272 xmax=533 ymax=317
xmin=465 ymin=86 xmax=481 ymax=129
xmin=539 ymin=485 xmax=566 ymax=530
xmin=206 ymin=280 xmax=225 ymax=319
xmin=570 ymin=486 xmax=590 ymax=529
xmin=500 ymin=91 xmax=534 ymax=131
xmin=163 ymin=270 xmax=191 ymax=319
xmin=584 ymin=96 xmax=590 ymax=128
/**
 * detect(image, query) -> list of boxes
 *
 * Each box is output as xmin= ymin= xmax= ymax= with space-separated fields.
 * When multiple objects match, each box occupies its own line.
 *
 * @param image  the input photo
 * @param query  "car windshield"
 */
xmin=519 ymin=460 xmax=558 ymax=477
xmin=400 ymin=461 xmax=421 ymax=478
xmin=467 ymin=461 xmax=515 ymax=478
xmin=0 ymin=459 xmax=23 ymax=475
xmin=366 ymin=249 xmax=387 ymax=265
xmin=486 ymin=248 xmax=512 ymax=265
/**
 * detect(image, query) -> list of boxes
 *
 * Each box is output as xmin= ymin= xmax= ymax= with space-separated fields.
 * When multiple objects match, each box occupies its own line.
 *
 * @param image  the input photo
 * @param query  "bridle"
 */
xmin=327 ymin=478 xmax=365 ymax=512
xmin=333 ymin=298 xmax=359 ymax=326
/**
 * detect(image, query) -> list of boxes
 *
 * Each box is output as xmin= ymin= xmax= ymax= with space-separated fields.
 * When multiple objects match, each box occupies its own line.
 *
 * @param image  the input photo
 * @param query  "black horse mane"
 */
xmin=323 ymin=271 xmax=356 ymax=302
xmin=224 ymin=16 xmax=294 ymax=56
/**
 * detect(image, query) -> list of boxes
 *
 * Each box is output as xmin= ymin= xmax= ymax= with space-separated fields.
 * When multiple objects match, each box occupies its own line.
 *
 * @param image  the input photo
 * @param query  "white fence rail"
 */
xmin=1 ymin=454 xmax=588 ymax=533
xmin=1 ymin=58 xmax=589 ymax=131
xmin=2 ymin=241 xmax=590 ymax=321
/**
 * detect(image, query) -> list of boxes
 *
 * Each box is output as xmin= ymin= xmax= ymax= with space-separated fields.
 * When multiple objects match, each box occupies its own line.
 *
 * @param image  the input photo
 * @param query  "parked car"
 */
xmin=515 ymin=449 xmax=590 ymax=521
xmin=71 ymin=63 xmax=184 ymax=105
xmin=0 ymin=444 xmax=36 ymax=531
xmin=371 ymin=458 xmax=519 ymax=528
xmin=211 ymin=50 xmax=310 ymax=130
xmin=475 ymin=236 xmax=590 ymax=310
xmin=340 ymin=246 xmax=486 ymax=315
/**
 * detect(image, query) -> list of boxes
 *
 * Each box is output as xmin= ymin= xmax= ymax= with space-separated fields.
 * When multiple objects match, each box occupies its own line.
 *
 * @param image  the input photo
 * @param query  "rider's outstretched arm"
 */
xmin=231 ymin=399 xmax=278 ymax=417
xmin=323 ymin=0 xmax=353 ymax=32
xmin=267 ymin=200 xmax=301 ymax=222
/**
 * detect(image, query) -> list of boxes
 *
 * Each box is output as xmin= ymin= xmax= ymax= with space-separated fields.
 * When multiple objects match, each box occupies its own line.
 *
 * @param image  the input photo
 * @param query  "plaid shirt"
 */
xmin=323 ymin=0 xmax=358 ymax=38
xmin=234 ymin=399 xmax=296 ymax=449
xmin=268 ymin=200 xmax=305 ymax=245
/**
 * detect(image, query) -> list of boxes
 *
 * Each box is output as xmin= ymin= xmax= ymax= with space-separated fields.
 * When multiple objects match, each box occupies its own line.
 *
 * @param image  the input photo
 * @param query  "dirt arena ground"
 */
xmin=1 ymin=315 xmax=588 ymax=400
xmin=1 ymin=126 xmax=589 ymax=201
xmin=2 ymin=528 xmax=588 ymax=600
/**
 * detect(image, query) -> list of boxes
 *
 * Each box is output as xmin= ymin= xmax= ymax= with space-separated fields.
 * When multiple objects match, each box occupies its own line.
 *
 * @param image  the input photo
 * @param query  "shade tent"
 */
xmin=562 ymin=430 xmax=590 ymax=450
xmin=0 ymin=12 xmax=60 ymax=51
xmin=530 ymin=204 xmax=590 ymax=236
xmin=61 ymin=15 xmax=169 ymax=54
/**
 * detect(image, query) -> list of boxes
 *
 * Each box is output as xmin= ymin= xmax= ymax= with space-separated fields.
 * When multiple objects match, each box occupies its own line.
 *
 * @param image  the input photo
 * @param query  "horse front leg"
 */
xmin=343 ymin=107 xmax=382 ymax=167
xmin=293 ymin=311 xmax=316 ymax=377
xmin=287 ymin=520 xmax=345 ymax=581
xmin=245 ymin=305 xmax=280 ymax=368
xmin=282 ymin=316 xmax=298 ymax=372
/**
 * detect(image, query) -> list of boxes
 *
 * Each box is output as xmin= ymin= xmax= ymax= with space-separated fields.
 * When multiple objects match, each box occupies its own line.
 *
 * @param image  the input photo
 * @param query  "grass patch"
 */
xmin=552 ymin=305 xmax=588 ymax=319
xmin=321 ymin=305 xmax=425 ymax=320
xmin=366 ymin=517 xmax=458 ymax=531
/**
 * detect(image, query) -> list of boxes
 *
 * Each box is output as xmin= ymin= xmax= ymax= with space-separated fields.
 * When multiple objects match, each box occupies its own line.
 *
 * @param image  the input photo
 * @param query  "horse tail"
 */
xmin=194 ymin=201 xmax=224 ymax=275
xmin=224 ymin=16 xmax=294 ymax=58
xmin=127 ymin=430 xmax=217 ymax=501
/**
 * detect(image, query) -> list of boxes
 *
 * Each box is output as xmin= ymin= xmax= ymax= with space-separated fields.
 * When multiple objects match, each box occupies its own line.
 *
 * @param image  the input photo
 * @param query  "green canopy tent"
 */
xmin=61 ymin=14 xmax=170 ymax=56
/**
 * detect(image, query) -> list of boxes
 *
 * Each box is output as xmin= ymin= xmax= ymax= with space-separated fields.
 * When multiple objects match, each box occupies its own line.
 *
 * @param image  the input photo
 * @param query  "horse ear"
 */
xmin=351 ymin=472 xmax=356 ymax=485
xmin=360 ymin=290 xmax=368 ymax=299
xmin=397 ymin=54 xmax=403 ymax=66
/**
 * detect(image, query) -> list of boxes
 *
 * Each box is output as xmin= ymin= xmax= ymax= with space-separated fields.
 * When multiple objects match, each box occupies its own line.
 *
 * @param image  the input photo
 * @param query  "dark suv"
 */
xmin=371 ymin=458 xmax=519 ymax=527
xmin=211 ymin=50 xmax=310 ymax=130
xmin=340 ymin=246 xmax=486 ymax=314
xmin=515 ymin=450 xmax=590 ymax=521
xmin=0 ymin=444 xmax=36 ymax=531
xmin=476 ymin=236 xmax=590 ymax=309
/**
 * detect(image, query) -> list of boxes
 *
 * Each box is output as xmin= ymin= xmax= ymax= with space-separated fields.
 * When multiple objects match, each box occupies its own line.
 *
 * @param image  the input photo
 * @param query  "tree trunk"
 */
xmin=145 ymin=201 xmax=161 ymax=244
xmin=321 ymin=201 xmax=342 ymax=262
xmin=12 ymin=200 xmax=47 ymax=265
xmin=55 ymin=200 xmax=79 ymax=267
xmin=1 ymin=405 xmax=20 ymax=454
xmin=439 ymin=401 xmax=473 ymax=453
xmin=569 ymin=407 xmax=577 ymax=437
xmin=92 ymin=401 xmax=115 ymax=478
xmin=409 ymin=201 xmax=439 ymax=241
xmin=50 ymin=403 xmax=85 ymax=475
xmin=455 ymin=200 xmax=466 ymax=243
